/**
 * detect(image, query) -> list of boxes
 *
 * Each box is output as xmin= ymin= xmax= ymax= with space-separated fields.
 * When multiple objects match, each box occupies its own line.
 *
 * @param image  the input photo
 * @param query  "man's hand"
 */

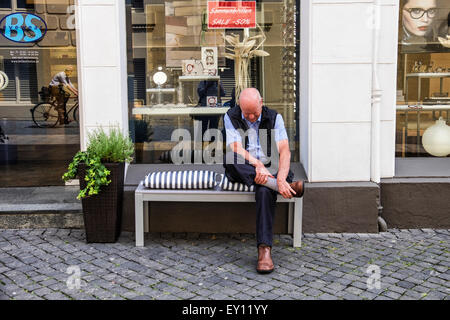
xmin=277 ymin=178 xmax=296 ymax=199
xmin=275 ymin=139 xmax=293 ymax=198
xmin=254 ymin=162 xmax=274 ymax=185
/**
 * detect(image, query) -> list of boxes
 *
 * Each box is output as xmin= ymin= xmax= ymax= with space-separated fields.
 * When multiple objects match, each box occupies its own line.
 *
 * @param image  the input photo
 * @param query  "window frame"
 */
xmin=0 ymin=0 xmax=34 ymax=11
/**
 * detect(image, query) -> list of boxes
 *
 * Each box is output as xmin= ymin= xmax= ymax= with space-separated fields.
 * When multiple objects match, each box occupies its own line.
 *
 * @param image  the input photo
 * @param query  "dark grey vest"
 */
xmin=225 ymin=105 xmax=278 ymax=158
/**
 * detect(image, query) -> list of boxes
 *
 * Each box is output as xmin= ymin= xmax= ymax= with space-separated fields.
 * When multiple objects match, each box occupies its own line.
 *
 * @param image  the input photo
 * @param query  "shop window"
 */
xmin=0 ymin=0 xmax=11 ymax=9
xmin=17 ymin=0 xmax=34 ymax=9
xmin=0 ymin=0 xmax=34 ymax=10
xmin=132 ymin=0 xmax=144 ymax=10
xmin=0 ymin=60 xmax=38 ymax=103
xmin=126 ymin=0 xmax=299 ymax=164
xmin=0 ymin=1 xmax=79 ymax=188
xmin=396 ymin=0 xmax=450 ymax=158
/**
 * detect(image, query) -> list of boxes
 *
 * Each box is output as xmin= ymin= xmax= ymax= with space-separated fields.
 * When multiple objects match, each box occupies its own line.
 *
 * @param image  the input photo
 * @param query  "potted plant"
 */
xmin=62 ymin=127 xmax=134 ymax=243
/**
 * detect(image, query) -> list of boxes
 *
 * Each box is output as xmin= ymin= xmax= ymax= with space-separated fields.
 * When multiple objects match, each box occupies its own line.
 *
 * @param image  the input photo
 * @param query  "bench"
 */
xmin=134 ymin=181 xmax=303 ymax=248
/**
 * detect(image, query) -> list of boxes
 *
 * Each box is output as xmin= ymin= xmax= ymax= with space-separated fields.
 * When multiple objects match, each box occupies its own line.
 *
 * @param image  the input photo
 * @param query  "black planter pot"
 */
xmin=78 ymin=162 xmax=125 ymax=243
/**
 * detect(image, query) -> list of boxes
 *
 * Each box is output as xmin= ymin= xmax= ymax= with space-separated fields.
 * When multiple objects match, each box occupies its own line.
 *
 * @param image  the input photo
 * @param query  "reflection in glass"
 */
xmin=16 ymin=0 xmax=34 ymax=9
xmin=0 ymin=0 xmax=11 ymax=9
xmin=0 ymin=1 xmax=80 ymax=187
xmin=126 ymin=0 xmax=299 ymax=164
xmin=396 ymin=0 xmax=450 ymax=158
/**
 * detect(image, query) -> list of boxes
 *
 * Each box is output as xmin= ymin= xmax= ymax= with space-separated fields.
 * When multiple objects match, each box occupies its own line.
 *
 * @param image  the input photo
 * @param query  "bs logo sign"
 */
xmin=0 ymin=13 xmax=47 ymax=43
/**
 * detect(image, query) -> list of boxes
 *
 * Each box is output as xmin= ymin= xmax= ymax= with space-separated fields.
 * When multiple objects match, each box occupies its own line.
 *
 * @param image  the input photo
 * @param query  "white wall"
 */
xmin=378 ymin=0 xmax=399 ymax=178
xmin=300 ymin=0 xmax=312 ymax=178
xmin=300 ymin=0 xmax=398 ymax=182
xmin=75 ymin=0 xmax=129 ymax=150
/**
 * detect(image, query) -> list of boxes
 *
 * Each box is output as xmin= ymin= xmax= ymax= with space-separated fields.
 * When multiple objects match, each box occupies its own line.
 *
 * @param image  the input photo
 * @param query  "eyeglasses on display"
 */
xmin=403 ymin=7 xmax=437 ymax=19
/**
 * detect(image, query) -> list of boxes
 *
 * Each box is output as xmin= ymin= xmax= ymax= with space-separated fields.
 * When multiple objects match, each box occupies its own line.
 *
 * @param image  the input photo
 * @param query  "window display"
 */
xmin=396 ymin=0 xmax=450 ymax=157
xmin=0 ymin=0 xmax=80 ymax=187
xmin=127 ymin=0 xmax=299 ymax=164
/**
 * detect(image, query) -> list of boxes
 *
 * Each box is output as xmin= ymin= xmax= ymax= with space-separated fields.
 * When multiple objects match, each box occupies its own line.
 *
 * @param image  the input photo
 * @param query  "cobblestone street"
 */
xmin=0 ymin=228 xmax=449 ymax=300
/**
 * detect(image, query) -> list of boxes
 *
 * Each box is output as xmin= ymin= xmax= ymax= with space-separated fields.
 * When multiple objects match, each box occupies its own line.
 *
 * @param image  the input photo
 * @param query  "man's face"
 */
xmin=240 ymin=97 xmax=262 ymax=123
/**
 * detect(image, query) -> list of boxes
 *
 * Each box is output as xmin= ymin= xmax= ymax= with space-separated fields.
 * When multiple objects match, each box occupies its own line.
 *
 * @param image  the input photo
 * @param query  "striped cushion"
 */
xmin=144 ymin=170 xmax=217 ymax=189
xmin=218 ymin=174 xmax=255 ymax=192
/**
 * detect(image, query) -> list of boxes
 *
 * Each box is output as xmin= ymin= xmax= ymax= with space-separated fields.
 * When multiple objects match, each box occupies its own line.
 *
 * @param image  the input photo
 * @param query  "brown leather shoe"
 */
xmin=289 ymin=180 xmax=305 ymax=198
xmin=256 ymin=245 xmax=274 ymax=274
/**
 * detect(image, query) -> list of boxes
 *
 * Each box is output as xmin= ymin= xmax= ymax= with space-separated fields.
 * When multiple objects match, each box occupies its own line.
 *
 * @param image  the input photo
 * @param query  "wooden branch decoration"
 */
xmin=223 ymin=24 xmax=269 ymax=103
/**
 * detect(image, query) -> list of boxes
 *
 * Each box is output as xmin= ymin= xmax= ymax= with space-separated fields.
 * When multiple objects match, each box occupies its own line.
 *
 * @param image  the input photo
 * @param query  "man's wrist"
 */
xmin=252 ymin=159 xmax=264 ymax=168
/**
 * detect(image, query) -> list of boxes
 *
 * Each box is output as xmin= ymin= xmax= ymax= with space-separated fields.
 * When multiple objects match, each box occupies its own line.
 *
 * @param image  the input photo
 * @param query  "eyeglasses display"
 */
xmin=403 ymin=7 xmax=437 ymax=20
xmin=396 ymin=1 xmax=450 ymax=158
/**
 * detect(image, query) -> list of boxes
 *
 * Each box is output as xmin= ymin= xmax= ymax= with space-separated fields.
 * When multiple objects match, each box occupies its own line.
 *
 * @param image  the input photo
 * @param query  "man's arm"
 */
xmin=276 ymin=139 xmax=291 ymax=182
xmin=276 ymin=139 xmax=296 ymax=198
xmin=65 ymin=84 xmax=78 ymax=96
xmin=230 ymin=141 xmax=261 ymax=168
xmin=230 ymin=142 xmax=274 ymax=185
xmin=274 ymin=114 xmax=296 ymax=198
xmin=66 ymin=79 xmax=78 ymax=95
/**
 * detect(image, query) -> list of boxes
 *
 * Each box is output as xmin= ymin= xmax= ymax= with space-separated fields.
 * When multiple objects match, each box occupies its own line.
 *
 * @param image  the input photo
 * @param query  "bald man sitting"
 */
xmin=223 ymin=88 xmax=304 ymax=274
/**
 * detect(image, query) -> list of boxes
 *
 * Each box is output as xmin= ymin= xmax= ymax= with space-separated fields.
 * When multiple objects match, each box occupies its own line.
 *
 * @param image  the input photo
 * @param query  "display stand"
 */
xmin=178 ymin=75 xmax=221 ymax=104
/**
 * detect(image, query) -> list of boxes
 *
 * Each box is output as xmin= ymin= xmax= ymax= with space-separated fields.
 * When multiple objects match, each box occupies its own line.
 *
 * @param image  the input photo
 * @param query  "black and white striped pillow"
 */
xmin=218 ymin=174 xmax=255 ymax=192
xmin=144 ymin=170 xmax=217 ymax=189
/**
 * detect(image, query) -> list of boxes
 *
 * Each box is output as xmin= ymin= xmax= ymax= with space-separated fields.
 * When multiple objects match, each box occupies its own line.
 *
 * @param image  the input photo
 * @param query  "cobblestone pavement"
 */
xmin=0 ymin=228 xmax=448 ymax=300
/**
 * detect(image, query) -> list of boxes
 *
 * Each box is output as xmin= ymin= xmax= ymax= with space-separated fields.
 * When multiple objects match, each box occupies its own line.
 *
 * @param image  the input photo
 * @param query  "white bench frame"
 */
xmin=134 ymin=181 xmax=303 ymax=247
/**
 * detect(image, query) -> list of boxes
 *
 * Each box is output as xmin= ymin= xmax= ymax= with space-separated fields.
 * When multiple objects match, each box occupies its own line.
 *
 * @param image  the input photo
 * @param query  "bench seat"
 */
xmin=134 ymin=181 xmax=303 ymax=248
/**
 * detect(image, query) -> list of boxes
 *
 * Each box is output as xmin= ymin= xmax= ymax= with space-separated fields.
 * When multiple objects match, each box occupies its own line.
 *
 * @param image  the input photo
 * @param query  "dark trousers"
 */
xmin=224 ymin=152 xmax=293 ymax=247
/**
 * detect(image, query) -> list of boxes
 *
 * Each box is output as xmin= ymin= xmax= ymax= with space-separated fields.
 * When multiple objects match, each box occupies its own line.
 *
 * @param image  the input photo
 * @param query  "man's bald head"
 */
xmin=239 ymin=88 xmax=263 ymax=123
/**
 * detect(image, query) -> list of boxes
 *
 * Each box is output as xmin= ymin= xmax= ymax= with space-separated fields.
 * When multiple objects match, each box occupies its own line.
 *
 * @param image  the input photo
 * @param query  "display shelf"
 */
xmin=405 ymin=72 xmax=450 ymax=105
xmin=139 ymin=44 xmax=296 ymax=50
xmin=146 ymin=88 xmax=176 ymax=93
xmin=396 ymin=104 xmax=450 ymax=157
xmin=178 ymin=75 xmax=220 ymax=81
xmin=406 ymin=72 xmax=450 ymax=78
xmin=177 ymin=76 xmax=222 ymax=103
xmin=396 ymin=104 xmax=450 ymax=111
xmin=132 ymin=106 xmax=229 ymax=116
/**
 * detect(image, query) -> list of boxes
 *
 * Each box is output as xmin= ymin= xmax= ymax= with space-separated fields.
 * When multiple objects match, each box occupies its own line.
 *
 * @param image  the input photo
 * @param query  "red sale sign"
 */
xmin=208 ymin=1 xmax=256 ymax=29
